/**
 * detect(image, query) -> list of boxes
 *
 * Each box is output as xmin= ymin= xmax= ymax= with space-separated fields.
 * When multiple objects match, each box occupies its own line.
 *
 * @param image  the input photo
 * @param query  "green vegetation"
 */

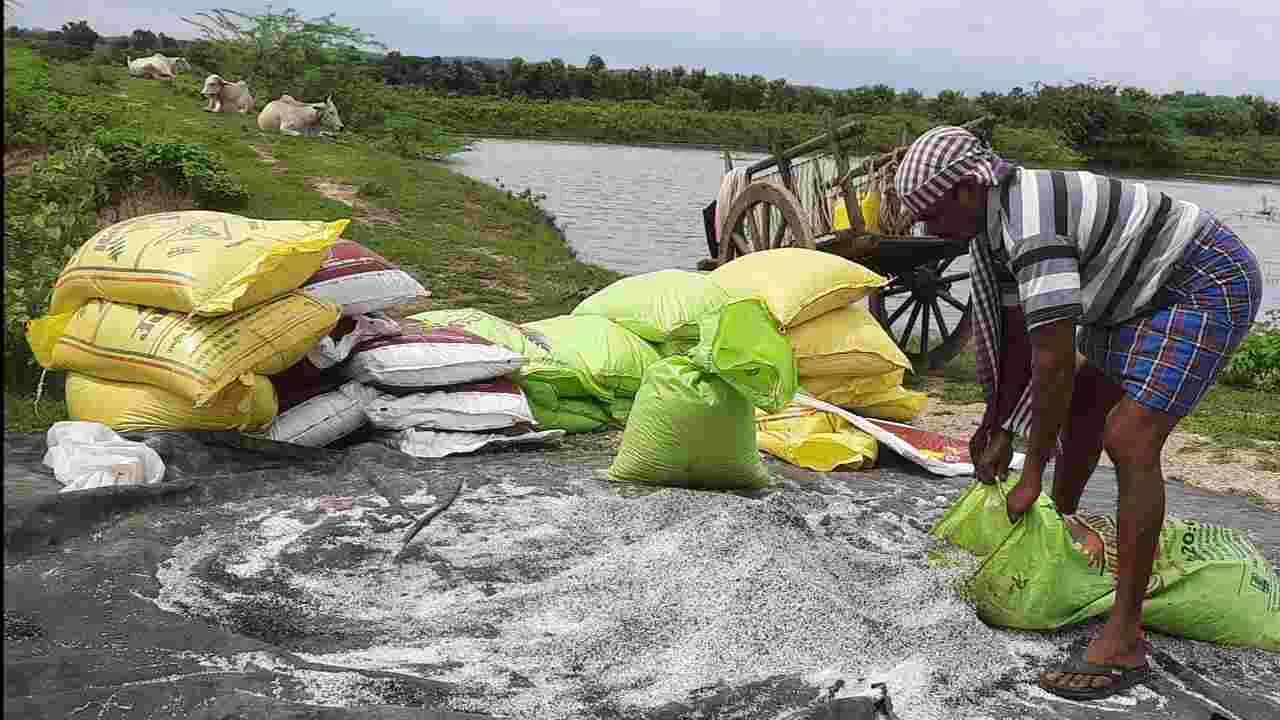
xmin=10 ymin=9 xmax=1279 ymax=173
xmin=1220 ymin=311 xmax=1280 ymax=393
xmin=2 ymin=41 xmax=617 ymax=430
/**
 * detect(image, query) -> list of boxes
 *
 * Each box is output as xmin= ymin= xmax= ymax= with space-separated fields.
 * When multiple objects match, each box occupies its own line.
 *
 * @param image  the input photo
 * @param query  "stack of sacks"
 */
xmin=349 ymin=317 xmax=562 ymax=457
xmin=709 ymin=247 xmax=927 ymax=471
xmin=410 ymin=308 xmax=660 ymax=434
xmin=262 ymin=242 xmax=561 ymax=456
xmin=26 ymin=211 xmax=347 ymax=433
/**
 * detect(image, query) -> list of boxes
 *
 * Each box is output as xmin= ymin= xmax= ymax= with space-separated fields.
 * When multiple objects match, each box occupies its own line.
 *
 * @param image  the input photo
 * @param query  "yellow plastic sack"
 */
xmin=832 ymin=194 xmax=881 ymax=233
xmin=65 ymin=372 xmax=277 ymax=432
xmin=832 ymin=198 xmax=852 ymax=231
xmin=801 ymin=370 xmax=906 ymax=404
xmin=755 ymin=407 xmax=878 ymax=472
xmin=710 ymin=248 xmax=887 ymax=328
xmin=860 ymin=190 xmax=882 ymax=233
xmin=27 ymin=293 xmax=339 ymax=407
xmin=843 ymin=386 xmax=929 ymax=422
xmin=786 ymin=305 xmax=911 ymax=377
xmin=50 ymin=211 xmax=348 ymax=316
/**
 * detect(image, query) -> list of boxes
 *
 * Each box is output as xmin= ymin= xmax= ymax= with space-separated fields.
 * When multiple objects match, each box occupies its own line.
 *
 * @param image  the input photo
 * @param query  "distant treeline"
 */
xmin=8 ymin=17 xmax=1280 ymax=173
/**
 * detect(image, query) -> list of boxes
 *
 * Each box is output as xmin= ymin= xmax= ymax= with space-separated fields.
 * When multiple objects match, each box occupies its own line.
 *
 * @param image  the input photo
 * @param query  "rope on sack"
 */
xmin=34 ymin=368 xmax=48 ymax=414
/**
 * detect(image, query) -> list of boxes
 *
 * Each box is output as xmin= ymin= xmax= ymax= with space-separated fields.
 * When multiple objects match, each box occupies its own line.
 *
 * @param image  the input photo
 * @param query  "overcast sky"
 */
xmin=12 ymin=1 xmax=1280 ymax=97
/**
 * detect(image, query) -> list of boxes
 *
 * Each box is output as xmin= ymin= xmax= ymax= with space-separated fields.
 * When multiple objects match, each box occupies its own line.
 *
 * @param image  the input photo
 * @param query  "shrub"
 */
xmin=4 ymin=144 xmax=111 ymax=387
xmin=92 ymin=128 xmax=249 ymax=209
xmin=359 ymin=180 xmax=391 ymax=198
xmin=1221 ymin=311 xmax=1280 ymax=393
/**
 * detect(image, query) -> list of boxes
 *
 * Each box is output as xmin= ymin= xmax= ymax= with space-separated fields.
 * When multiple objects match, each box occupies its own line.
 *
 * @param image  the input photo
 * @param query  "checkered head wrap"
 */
xmin=894 ymin=126 xmax=1011 ymax=218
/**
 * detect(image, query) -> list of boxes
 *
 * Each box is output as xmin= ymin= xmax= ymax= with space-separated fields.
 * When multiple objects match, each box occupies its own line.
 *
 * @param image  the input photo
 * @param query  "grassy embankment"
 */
xmin=2 ymin=47 xmax=619 ymax=431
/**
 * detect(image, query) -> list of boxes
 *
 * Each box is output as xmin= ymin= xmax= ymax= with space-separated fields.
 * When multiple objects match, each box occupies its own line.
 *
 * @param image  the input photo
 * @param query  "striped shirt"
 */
xmin=985 ymin=169 xmax=1215 ymax=330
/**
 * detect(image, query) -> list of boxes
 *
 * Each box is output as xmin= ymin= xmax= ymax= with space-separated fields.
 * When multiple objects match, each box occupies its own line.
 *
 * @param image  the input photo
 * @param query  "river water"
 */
xmin=451 ymin=138 xmax=1280 ymax=318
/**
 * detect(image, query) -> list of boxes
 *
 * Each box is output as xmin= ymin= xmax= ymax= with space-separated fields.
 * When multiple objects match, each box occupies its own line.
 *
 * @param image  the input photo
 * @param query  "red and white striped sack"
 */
xmin=301 ymin=240 xmax=431 ymax=316
xmin=343 ymin=320 xmax=526 ymax=390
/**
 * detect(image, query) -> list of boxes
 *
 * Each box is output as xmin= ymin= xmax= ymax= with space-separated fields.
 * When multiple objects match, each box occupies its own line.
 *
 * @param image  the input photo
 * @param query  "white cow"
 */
xmin=126 ymin=53 xmax=191 ymax=80
xmin=256 ymin=94 xmax=344 ymax=137
xmin=200 ymin=74 xmax=255 ymax=114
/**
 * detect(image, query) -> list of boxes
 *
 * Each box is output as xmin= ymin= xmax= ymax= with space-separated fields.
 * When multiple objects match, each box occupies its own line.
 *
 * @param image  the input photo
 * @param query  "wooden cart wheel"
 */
xmin=866 ymin=253 xmax=974 ymax=370
xmin=717 ymin=181 xmax=814 ymax=264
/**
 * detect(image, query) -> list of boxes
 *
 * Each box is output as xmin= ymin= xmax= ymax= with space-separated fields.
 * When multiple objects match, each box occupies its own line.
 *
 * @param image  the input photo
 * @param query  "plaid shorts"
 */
xmin=1078 ymin=221 xmax=1263 ymax=418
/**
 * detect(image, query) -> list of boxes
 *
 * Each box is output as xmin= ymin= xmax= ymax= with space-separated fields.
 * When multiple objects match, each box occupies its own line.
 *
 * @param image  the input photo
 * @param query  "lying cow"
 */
xmin=257 ymin=94 xmax=344 ymax=137
xmin=201 ymin=74 xmax=255 ymax=114
xmin=126 ymin=53 xmax=191 ymax=80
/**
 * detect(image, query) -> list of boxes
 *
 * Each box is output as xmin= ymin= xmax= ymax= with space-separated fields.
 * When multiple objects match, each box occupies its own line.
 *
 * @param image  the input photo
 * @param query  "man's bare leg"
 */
xmin=1090 ymin=397 xmax=1177 ymax=667
xmin=1051 ymin=363 xmax=1126 ymax=514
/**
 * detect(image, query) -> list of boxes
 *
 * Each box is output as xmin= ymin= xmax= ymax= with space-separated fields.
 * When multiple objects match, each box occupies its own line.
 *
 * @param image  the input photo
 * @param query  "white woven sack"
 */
xmin=268 ymin=381 xmax=378 ymax=447
xmin=365 ymin=380 xmax=535 ymax=432
xmin=344 ymin=336 xmax=525 ymax=389
xmin=383 ymin=427 xmax=566 ymax=459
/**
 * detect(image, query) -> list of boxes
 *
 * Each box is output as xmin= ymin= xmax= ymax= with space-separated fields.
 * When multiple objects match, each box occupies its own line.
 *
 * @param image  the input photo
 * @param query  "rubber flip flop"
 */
xmin=1038 ymin=651 xmax=1151 ymax=701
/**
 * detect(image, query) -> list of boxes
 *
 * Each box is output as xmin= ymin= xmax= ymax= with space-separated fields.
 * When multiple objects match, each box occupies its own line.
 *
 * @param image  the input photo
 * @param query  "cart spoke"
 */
xmin=746 ymin=206 xmax=764 ymax=251
xmin=773 ymin=215 xmax=788 ymax=247
xmin=886 ymin=297 xmax=915 ymax=327
xmin=939 ymin=291 xmax=968 ymax=312
xmin=920 ymin=301 xmax=931 ymax=356
xmin=732 ymin=231 xmax=751 ymax=257
xmin=938 ymin=272 xmax=971 ymax=285
xmin=881 ymin=284 xmax=913 ymax=298
xmin=931 ymin=299 xmax=949 ymax=339
xmin=936 ymin=255 xmax=959 ymax=274
xmin=760 ymin=205 xmax=772 ymax=249
xmin=898 ymin=301 xmax=924 ymax=350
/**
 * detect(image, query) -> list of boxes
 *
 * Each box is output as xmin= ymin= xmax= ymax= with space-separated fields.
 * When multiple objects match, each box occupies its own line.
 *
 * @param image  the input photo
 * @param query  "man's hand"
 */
xmin=974 ymin=429 xmax=1014 ymax=484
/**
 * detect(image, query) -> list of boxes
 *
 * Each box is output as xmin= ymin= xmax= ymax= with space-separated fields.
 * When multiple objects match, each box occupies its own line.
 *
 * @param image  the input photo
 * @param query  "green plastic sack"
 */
xmin=657 ymin=337 xmax=697 ymax=358
xmin=688 ymin=298 xmax=797 ymax=413
xmin=960 ymin=482 xmax=1280 ymax=651
xmin=411 ymin=308 xmax=550 ymax=358
xmin=606 ymin=356 xmax=770 ymax=491
xmin=524 ymin=315 xmax=660 ymax=399
xmin=413 ymin=309 xmax=611 ymax=402
xmin=608 ymin=397 xmax=633 ymax=423
xmin=572 ymin=269 xmax=731 ymax=343
xmin=931 ymin=476 xmax=1018 ymax=558
xmin=530 ymin=396 xmax=612 ymax=434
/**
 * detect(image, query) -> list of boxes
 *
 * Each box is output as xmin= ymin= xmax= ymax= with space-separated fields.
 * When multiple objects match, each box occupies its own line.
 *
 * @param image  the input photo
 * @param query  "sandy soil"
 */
xmin=913 ymin=388 xmax=1280 ymax=513
xmin=307 ymin=177 xmax=403 ymax=227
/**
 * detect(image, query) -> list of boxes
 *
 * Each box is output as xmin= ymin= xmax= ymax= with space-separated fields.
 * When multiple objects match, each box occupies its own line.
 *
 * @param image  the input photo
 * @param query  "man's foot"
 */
xmin=1038 ymin=649 xmax=1150 ymax=701
xmin=1005 ymin=475 xmax=1041 ymax=522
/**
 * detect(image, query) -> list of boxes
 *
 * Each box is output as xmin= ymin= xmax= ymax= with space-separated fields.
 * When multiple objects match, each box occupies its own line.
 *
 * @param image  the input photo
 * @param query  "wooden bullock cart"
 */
xmin=698 ymin=116 xmax=996 ymax=368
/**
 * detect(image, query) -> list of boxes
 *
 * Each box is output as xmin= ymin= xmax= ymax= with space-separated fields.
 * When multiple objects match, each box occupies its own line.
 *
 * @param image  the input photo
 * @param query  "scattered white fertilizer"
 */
xmin=154 ymin=475 xmax=1072 ymax=719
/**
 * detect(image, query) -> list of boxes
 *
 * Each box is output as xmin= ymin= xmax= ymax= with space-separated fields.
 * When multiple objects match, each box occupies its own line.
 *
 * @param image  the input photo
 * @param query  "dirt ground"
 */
xmin=914 ymin=384 xmax=1280 ymax=513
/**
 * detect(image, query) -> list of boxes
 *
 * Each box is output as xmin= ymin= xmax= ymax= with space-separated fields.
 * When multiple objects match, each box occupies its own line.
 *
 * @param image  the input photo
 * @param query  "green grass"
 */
xmin=922 ymin=348 xmax=1280 ymax=448
xmin=4 ymin=55 xmax=620 ymax=432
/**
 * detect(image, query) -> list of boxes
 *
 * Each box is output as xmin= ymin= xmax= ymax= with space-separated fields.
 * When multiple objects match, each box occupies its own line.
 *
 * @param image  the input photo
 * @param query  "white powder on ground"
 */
xmin=153 ymin=475 xmax=1078 ymax=719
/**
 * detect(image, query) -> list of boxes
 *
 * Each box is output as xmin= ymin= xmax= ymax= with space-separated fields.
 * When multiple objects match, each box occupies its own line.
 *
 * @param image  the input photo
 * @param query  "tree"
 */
xmin=586 ymin=54 xmax=605 ymax=73
xmin=60 ymin=20 xmax=99 ymax=51
xmin=131 ymin=28 xmax=158 ymax=51
xmin=181 ymin=7 xmax=384 ymax=101
xmin=159 ymin=32 xmax=180 ymax=49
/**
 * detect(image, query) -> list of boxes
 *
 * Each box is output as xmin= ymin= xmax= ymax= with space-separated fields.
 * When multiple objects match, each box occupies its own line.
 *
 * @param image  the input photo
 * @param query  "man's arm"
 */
xmin=974 ymin=306 xmax=1031 ymax=483
xmin=1024 ymin=318 xmax=1077 ymax=482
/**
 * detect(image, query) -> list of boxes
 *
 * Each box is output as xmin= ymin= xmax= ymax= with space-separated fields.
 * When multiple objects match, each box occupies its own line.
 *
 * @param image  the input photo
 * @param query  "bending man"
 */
xmin=893 ymin=126 xmax=1262 ymax=700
